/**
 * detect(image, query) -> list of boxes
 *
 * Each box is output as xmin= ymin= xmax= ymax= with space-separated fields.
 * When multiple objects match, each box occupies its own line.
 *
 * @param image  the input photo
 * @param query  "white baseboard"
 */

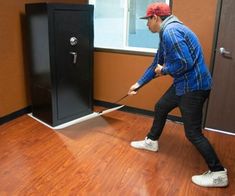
xmin=205 ymin=127 xmax=235 ymax=136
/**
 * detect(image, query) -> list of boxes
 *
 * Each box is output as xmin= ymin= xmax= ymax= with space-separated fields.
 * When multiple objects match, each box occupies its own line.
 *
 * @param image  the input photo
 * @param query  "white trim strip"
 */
xmin=27 ymin=105 xmax=124 ymax=130
xmin=28 ymin=113 xmax=99 ymax=130
xmin=205 ymin=127 xmax=235 ymax=136
xmin=28 ymin=113 xmax=54 ymax=129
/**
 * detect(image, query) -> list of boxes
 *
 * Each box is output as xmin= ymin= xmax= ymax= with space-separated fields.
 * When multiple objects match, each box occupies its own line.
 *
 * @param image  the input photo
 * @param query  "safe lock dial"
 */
xmin=70 ymin=37 xmax=78 ymax=46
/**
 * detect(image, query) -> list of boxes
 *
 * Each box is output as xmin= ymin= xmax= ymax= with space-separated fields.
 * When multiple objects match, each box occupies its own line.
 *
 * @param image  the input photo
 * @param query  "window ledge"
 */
xmin=94 ymin=47 xmax=156 ymax=57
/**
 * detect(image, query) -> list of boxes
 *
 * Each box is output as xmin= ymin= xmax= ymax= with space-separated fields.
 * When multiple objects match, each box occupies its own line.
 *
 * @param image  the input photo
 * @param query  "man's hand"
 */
xmin=155 ymin=64 xmax=164 ymax=75
xmin=128 ymin=83 xmax=140 ymax=95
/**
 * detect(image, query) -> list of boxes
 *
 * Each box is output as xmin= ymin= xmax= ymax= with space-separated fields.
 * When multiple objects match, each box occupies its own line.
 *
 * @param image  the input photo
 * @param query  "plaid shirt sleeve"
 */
xmin=137 ymin=43 xmax=164 ymax=86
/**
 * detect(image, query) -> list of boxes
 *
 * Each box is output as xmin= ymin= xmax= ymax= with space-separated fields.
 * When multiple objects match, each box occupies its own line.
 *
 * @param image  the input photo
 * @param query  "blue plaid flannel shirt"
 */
xmin=137 ymin=22 xmax=212 ymax=96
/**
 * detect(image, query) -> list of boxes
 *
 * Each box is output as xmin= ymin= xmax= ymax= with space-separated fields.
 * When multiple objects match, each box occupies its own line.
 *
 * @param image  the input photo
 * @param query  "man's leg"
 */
xmin=130 ymin=85 xmax=179 ymax=151
xmin=147 ymin=85 xmax=179 ymax=140
xmin=179 ymin=90 xmax=228 ymax=187
xmin=179 ymin=90 xmax=223 ymax=171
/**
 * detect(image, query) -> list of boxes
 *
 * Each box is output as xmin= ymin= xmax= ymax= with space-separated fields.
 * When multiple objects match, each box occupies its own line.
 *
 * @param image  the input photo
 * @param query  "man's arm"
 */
xmin=137 ymin=44 xmax=164 ymax=86
xmin=128 ymin=43 xmax=164 ymax=95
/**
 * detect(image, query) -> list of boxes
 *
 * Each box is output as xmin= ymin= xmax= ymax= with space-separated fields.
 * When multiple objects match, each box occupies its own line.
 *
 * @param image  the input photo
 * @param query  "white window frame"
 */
xmin=90 ymin=0 xmax=170 ymax=54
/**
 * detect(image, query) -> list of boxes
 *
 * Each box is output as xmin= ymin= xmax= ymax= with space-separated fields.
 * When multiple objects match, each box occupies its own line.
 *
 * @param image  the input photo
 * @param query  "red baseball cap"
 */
xmin=140 ymin=2 xmax=171 ymax=19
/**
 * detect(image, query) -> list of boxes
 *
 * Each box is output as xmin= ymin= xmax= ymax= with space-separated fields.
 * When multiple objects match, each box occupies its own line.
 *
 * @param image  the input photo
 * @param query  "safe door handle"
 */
xmin=70 ymin=52 xmax=77 ymax=64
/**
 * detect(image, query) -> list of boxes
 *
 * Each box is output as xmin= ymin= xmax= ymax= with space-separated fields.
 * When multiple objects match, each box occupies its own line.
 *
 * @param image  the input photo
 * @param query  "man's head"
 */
xmin=140 ymin=2 xmax=171 ymax=33
xmin=140 ymin=2 xmax=171 ymax=19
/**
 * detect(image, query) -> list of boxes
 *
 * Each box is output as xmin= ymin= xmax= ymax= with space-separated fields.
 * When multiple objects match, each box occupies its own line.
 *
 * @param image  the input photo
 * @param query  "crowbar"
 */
xmin=96 ymin=84 xmax=143 ymax=114
xmin=52 ymin=105 xmax=124 ymax=129
xmin=53 ymin=85 xmax=141 ymax=129
xmin=54 ymin=79 xmax=156 ymax=129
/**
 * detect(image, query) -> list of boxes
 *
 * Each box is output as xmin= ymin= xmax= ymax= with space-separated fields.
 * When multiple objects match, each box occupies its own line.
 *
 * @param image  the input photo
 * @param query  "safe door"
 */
xmin=52 ymin=9 xmax=93 ymax=124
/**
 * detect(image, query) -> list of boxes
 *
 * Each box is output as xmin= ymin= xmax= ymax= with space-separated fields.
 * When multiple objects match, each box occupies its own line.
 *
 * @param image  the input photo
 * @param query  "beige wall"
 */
xmin=94 ymin=52 xmax=175 ymax=112
xmin=0 ymin=0 xmax=217 ymax=118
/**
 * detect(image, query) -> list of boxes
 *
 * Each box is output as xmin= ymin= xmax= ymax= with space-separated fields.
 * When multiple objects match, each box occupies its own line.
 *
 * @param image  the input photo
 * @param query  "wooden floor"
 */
xmin=0 ymin=107 xmax=234 ymax=196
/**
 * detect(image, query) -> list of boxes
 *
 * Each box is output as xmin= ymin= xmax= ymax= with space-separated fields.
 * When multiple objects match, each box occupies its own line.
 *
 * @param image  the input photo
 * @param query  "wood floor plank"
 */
xmin=0 ymin=108 xmax=234 ymax=195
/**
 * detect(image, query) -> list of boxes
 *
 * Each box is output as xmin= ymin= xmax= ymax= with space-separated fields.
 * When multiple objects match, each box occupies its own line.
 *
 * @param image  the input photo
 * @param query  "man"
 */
xmin=128 ymin=2 xmax=228 ymax=188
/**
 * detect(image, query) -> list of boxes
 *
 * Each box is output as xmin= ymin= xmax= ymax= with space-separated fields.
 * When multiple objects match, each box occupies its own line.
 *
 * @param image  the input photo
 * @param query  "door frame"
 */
xmin=203 ymin=0 xmax=221 ymax=127
xmin=208 ymin=0 xmax=222 ymax=75
xmin=204 ymin=0 xmax=235 ymax=135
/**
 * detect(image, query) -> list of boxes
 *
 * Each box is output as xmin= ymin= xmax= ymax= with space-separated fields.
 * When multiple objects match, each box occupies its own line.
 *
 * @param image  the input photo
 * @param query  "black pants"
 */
xmin=147 ymin=85 xmax=224 ymax=171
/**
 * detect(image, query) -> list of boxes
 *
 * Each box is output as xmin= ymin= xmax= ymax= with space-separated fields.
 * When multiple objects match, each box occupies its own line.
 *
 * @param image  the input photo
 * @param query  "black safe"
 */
xmin=25 ymin=3 xmax=94 ymax=127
